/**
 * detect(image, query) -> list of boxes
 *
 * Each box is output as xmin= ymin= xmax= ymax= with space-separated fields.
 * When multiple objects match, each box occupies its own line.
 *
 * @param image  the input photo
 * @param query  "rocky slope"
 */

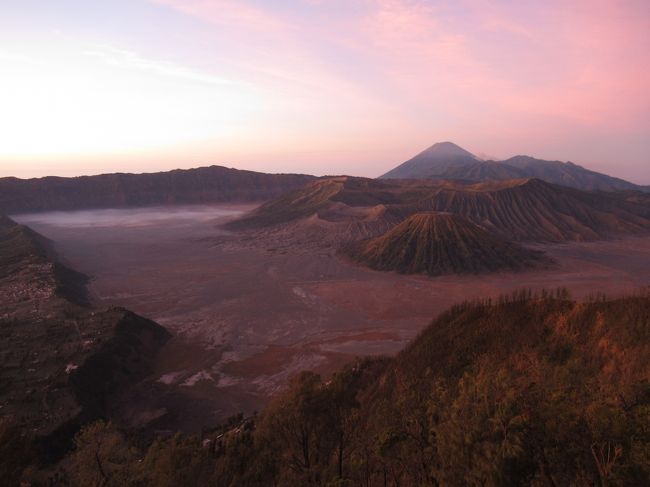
xmin=344 ymin=212 xmax=549 ymax=275
xmin=419 ymin=178 xmax=650 ymax=242
xmin=227 ymin=176 xmax=650 ymax=246
xmin=0 ymin=216 xmax=170 ymax=461
xmin=225 ymin=177 xmax=404 ymax=230
xmin=0 ymin=165 xmax=315 ymax=214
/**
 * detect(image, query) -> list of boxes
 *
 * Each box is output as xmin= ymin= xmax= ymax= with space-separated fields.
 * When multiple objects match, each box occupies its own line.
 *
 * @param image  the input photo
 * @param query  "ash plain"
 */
xmin=14 ymin=205 xmax=650 ymax=432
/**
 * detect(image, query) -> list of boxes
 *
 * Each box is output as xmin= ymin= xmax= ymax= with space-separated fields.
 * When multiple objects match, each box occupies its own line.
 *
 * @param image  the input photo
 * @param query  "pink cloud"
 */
xmin=150 ymin=0 xmax=288 ymax=32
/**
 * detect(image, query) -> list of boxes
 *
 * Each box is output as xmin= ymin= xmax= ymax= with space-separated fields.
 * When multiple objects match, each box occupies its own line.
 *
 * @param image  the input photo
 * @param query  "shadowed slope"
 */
xmin=345 ymin=212 xmax=549 ymax=275
xmin=0 ymin=215 xmax=89 ymax=305
xmin=0 ymin=216 xmax=171 ymax=463
xmin=0 ymin=215 xmax=49 ymax=276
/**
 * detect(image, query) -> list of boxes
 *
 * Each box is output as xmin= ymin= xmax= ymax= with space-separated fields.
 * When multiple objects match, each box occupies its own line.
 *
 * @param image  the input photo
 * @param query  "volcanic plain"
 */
xmin=13 ymin=204 xmax=650 ymax=432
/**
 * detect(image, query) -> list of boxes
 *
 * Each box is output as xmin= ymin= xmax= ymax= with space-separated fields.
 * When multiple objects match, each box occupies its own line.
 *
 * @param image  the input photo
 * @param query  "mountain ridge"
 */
xmin=226 ymin=176 xmax=650 ymax=244
xmin=418 ymin=177 xmax=650 ymax=241
xmin=380 ymin=142 xmax=648 ymax=192
xmin=0 ymin=165 xmax=316 ymax=214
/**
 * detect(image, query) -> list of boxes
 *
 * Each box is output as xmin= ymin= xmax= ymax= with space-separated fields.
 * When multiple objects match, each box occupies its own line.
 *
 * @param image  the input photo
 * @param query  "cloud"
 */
xmin=83 ymin=44 xmax=234 ymax=86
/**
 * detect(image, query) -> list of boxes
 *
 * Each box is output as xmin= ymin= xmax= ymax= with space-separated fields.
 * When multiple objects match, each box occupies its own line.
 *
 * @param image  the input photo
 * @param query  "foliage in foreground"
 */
xmin=5 ymin=290 xmax=650 ymax=486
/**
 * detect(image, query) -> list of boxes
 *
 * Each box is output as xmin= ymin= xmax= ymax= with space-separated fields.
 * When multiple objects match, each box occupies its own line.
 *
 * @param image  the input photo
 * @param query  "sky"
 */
xmin=0 ymin=0 xmax=649 ymax=183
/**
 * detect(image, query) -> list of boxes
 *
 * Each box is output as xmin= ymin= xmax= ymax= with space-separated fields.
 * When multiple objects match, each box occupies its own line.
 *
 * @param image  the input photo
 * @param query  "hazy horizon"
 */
xmin=1 ymin=1 xmax=649 ymax=183
xmin=2 ymin=141 xmax=649 ymax=186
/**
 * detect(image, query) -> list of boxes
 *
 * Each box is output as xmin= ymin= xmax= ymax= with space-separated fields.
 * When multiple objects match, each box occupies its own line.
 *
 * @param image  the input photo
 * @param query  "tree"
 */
xmin=257 ymin=371 xmax=329 ymax=484
xmin=65 ymin=421 xmax=138 ymax=487
xmin=140 ymin=433 xmax=213 ymax=487
xmin=0 ymin=416 xmax=33 ymax=487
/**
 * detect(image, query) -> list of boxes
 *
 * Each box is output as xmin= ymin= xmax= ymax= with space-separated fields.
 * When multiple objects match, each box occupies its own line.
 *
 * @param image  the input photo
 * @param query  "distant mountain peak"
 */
xmin=380 ymin=141 xmax=478 ymax=179
xmin=420 ymin=141 xmax=477 ymax=158
xmin=381 ymin=144 xmax=645 ymax=191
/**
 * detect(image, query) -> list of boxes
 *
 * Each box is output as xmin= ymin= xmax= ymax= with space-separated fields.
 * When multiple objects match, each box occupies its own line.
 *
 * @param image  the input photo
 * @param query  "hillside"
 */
xmin=0 ymin=215 xmax=88 ymax=306
xmin=420 ymin=178 xmax=650 ymax=242
xmin=0 ymin=166 xmax=315 ymax=214
xmin=381 ymin=142 xmax=647 ymax=192
xmin=354 ymin=292 xmax=650 ymax=486
xmin=224 ymin=176 xmax=405 ymax=230
xmin=238 ymin=204 xmax=411 ymax=251
xmin=41 ymin=291 xmax=650 ymax=486
xmin=440 ymin=160 xmax=528 ymax=181
xmin=0 ymin=216 xmax=171 ymax=466
xmin=225 ymin=177 xmax=348 ymax=229
xmin=623 ymin=191 xmax=650 ymax=217
xmin=380 ymin=141 xmax=478 ymax=179
xmin=227 ymin=176 xmax=650 ymax=245
xmin=344 ymin=212 xmax=549 ymax=275
xmin=437 ymin=156 xmax=642 ymax=192
xmin=500 ymin=155 xmax=642 ymax=191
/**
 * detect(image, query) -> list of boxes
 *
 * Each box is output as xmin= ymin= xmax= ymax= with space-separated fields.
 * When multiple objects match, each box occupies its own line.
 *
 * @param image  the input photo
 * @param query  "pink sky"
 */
xmin=0 ymin=0 xmax=649 ymax=183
